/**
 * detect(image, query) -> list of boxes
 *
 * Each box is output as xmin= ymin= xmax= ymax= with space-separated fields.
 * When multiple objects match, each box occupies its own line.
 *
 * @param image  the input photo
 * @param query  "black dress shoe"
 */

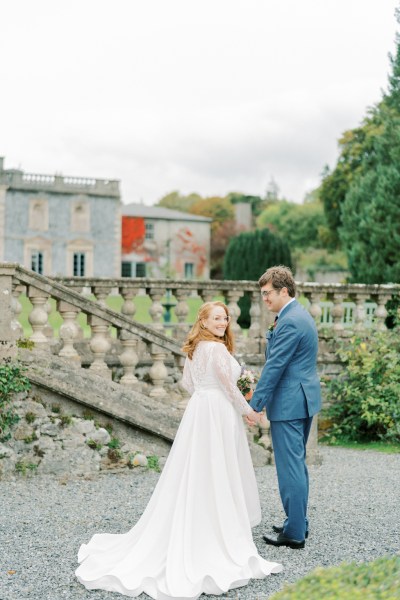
xmin=263 ymin=533 xmax=305 ymax=549
xmin=273 ymin=525 xmax=309 ymax=539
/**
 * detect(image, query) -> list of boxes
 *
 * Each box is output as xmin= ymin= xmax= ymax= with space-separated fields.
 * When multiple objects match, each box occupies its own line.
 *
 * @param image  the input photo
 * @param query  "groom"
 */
xmin=247 ymin=265 xmax=321 ymax=549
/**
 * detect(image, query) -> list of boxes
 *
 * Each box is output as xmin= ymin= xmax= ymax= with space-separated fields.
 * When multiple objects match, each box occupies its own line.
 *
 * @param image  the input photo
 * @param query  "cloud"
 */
xmin=0 ymin=0 xmax=398 ymax=205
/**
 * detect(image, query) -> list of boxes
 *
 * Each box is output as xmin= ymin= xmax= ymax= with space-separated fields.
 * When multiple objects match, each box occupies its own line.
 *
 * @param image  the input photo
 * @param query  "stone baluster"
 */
xmin=44 ymin=298 xmax=54 ymax=340
xmin=118 ymin=330 xmax=140 ymax=388
xmin=330 ymin=292 xmax=345 ymax=336
xmin=198 ymin=289 xmax=216 ymax=304
xmin=27 ymin=286 xmax=51 ymax=346
xmin=149 ymin=343 xmax=168 ymax=398
xmin=120 ymin=287 xmax=137 ymax=320
xmin=0 ymin=268 xmax=17 ymax=359
xmin=352 ymin=293 xmax=368 ymax=332
xmin=308 ymin=291 xmax=323 ymax=328
xmin=173 ymin=289 xmax=190 ymax=343
xmin=247 ymin=290 xmax=262 ymax=353
xmin=225 ymin=289 xmax=244 ymax=342
xmin=88 ymin=315 xmax=111 ymax=378
xmin=93 ymin=286 xmax=110 ymax=308
xmin=11 ymin=284 xmax=24 ymax=340
xmin=373 ymin=293 xmax=391 ymax=331
xmin=57 ymin=300 xmax=81 ymax=363
xmin=148 ymin=287 xmax=166 ymax=332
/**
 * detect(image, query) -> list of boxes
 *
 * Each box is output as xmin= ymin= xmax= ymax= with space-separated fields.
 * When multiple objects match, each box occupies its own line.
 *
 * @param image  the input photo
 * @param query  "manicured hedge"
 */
xmin=270 ymin=555 xmax=400 ymax=600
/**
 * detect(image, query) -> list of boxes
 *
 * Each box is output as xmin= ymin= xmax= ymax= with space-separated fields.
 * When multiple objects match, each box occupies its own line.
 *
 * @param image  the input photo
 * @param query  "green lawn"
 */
xmin=320 ymin=438 xmax=400 ymax=454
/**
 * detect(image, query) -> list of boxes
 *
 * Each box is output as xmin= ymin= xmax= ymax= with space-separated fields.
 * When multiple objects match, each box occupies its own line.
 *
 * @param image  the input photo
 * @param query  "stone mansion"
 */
xmin=0 ymin=157 xmax=211 ymax=279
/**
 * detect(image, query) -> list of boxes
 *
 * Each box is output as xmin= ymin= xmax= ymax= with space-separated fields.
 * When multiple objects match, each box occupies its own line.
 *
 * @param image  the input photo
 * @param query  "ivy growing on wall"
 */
xmin=0 ymin=359 xmax=31 ymax=441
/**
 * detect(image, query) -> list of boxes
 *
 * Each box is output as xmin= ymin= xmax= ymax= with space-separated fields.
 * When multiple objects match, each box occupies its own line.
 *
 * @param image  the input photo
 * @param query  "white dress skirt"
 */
xmin=75 ymin=341 xmax=282 ymax=599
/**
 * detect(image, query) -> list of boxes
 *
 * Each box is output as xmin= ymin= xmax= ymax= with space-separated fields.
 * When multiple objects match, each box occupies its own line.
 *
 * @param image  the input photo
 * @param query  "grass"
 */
xmin=18 ymin=292 xmax=210 ymax=338
xmin=320 ymin=437 xmax=400 ymax=454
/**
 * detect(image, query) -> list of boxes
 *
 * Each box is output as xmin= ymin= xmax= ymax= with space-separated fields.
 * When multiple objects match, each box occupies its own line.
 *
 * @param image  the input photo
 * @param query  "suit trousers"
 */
xmin=270 ymin=417 xmax=313 ymax=541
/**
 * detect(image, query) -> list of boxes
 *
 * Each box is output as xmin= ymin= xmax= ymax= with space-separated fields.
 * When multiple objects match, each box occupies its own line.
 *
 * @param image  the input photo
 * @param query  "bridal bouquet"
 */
xmin=237 ymin=367 xmax=256 ymax=397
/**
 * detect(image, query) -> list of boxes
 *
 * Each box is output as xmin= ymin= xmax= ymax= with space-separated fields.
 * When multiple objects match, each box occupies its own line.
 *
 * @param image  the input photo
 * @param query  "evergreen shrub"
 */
xmin=223 ymin=228 xmax=293 ymax=327
xmin=270 ymin=556 xmax=400 ymax=600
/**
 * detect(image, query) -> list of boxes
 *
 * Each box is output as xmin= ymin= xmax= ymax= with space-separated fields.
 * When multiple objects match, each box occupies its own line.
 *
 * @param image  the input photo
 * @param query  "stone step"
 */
xmin=19 ymin=349 xmax=181 ymax=443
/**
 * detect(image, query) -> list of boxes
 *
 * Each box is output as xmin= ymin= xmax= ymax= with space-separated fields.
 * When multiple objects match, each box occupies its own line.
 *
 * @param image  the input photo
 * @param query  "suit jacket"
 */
xmin=250 ymin=299 xmax=321 ymax=421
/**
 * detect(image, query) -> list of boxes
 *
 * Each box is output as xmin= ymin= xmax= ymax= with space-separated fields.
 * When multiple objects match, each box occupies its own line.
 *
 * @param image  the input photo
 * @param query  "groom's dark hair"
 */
xmin=258 ymin=265 xmax=296 ymax=297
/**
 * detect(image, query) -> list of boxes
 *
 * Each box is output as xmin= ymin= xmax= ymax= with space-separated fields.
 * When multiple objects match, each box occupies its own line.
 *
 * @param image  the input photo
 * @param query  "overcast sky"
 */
xmin=1 ymin=0 xmax=398 ymax=205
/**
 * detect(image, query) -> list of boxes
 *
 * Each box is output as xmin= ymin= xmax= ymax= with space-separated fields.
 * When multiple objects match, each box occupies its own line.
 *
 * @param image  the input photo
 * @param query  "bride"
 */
xmin=75 ymin=301 xmax=283 ymax=599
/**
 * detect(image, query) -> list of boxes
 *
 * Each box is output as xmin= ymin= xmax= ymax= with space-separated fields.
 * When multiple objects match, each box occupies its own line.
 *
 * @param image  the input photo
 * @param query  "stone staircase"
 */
xmin=1 ymin=263 xmax=188 ymax=453
xmin=20 ymin=350 xmax=183 ymax=443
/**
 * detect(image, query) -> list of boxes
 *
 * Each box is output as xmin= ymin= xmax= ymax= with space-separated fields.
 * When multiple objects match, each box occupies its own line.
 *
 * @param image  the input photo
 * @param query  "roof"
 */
xmin=122 ymin=203 xmax=212 ymax=222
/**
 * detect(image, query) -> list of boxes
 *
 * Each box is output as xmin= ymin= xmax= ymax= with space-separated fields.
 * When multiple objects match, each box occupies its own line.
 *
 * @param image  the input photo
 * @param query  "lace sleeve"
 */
xmin=212 ymin=343 xmax=253 ymax=416
xmin=181 ymin=358 xmax=195 ymax=395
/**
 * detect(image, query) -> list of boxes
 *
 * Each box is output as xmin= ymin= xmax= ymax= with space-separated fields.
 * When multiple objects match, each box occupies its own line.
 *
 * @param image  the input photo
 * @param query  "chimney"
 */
xmin=234 ymin=202 xmax=252 ymax=230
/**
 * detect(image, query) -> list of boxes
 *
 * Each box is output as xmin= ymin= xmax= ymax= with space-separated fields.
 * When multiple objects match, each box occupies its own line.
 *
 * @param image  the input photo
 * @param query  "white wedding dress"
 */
xmin=76 ymin=341 xmax=282 ymax=599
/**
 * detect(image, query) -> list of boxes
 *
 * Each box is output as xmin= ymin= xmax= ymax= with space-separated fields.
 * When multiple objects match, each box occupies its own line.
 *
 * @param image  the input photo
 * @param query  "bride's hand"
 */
xmin=244 ymin=409 xmax=259 ymax=427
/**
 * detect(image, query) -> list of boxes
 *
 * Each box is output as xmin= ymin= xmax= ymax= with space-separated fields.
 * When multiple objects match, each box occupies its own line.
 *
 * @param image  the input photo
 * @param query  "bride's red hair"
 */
xmin=182 ymin=301 xmax=234 ymax=359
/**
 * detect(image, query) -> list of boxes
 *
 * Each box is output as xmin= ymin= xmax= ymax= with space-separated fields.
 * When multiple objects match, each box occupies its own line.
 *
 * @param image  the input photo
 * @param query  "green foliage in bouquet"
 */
xmin=270 ymin=555 xmax=400 ymax=600
xmin=0 ymin=359 xmax=31 ymax=441
xmin=324 ymin=331 xmax=400 ymax=443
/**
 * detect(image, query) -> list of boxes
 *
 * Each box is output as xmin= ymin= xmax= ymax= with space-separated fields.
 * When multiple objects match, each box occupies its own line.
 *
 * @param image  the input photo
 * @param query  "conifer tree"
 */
xmin=320 ymin=8 xmax=400 ymax=281
xmin=223 ymin=229 xmax=293 ymax=327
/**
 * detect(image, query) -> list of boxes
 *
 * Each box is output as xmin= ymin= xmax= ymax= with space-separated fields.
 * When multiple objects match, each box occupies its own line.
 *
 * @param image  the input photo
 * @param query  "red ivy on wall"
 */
xmin=122 ymin=217 xmax=145 ymax=253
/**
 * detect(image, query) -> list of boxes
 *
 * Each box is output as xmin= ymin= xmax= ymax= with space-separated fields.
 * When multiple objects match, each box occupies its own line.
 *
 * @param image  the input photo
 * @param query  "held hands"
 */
xmin=244 ymin=409 xmax=260 ymax=427
xmin=243 ymin=389 xmax=259 ymax=426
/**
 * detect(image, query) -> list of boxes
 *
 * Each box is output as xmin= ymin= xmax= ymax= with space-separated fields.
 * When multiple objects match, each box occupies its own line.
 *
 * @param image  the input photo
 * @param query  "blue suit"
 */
xmin=250 ymin=299 xmax=321 ymax=541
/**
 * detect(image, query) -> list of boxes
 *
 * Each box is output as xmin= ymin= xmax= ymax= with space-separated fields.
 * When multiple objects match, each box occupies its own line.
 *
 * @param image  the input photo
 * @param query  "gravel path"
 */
xmin=1 ymin=446 xmax=399 ymax=600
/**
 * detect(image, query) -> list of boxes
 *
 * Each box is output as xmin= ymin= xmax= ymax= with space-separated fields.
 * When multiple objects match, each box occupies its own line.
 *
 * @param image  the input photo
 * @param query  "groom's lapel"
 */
xmin=266 ymin=300 xmax=298 ymax=357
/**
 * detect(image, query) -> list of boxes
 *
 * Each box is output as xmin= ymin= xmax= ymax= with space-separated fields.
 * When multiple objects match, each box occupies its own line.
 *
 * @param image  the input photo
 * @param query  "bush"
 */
xmin=270 ymin=555 xmax=400 ymax=599
xmin=223 ymin=228 xmax=293 ymax=327
xmin=0 ymin=359 xmax=31 ymax=441
xmin=324 ymin=331 xmax=400 ymax=443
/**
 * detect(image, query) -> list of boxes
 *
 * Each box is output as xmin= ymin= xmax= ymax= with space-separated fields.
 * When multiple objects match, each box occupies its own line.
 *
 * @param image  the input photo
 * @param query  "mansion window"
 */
xmin=136 ymin=262 xmax=146 ymax=277
xmin=184 ymin=262 xmax=194 ymax=279
xmin=31 ymin=251 xmax=44 ymax=275
xmin=73 ymin=252 xmax=86 ymax=276
xmin=145 ymin=222 xmax=154 ymax=240
xmin=121 ymin=262 xmax=146 ymax=278
xmin=121 ymin=262 xmax=132 ymax=277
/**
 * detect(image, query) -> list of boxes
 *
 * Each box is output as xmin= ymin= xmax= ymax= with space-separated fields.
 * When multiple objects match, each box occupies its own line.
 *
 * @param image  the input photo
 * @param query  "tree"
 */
xmin=317 ymin=8 xmax=400 ymax=281
xmin=157 ymin=191 xmax=201 ymax=212
xmin=337 ymin=7 xmax=400 ymax=283
xmin=189 ymin=196 xmax=234 ymax=228
xmin=340 ymin=110 xmax=400 ymax=283
xmin=223 ymin=229 xmax=293 ymax=327
xmin=256 ymin=199 xmax=327 ymax=250
xmin=320 ymin=8 xmax=400 ymax=260
xmin=319 ymin=111 xmax=384 ymax=248
xmin=210 ymin=220 xmax=239 ymax=279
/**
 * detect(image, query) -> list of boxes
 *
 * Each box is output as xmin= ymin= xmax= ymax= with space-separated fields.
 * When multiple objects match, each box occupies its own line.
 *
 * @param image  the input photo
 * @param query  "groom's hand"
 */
xmin=245 ymin=409 xmax=259 ymax=427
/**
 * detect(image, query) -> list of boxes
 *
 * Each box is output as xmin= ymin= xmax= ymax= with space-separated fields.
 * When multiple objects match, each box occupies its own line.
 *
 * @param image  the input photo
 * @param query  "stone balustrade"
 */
xmin=53 ymin=275 xmax=399 ymax=343
xmin=0 ymin=264 xmax=186 ymax=398
xmin=2 ymin=265 xmax=399 ymax=381
xmin=0 ymin=170 xmax=120 ymax=197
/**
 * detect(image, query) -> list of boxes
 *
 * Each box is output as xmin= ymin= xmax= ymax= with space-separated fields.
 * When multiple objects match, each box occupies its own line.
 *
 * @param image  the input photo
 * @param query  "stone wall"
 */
xmin=0 ymin=389 xmax=171 ymax=481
